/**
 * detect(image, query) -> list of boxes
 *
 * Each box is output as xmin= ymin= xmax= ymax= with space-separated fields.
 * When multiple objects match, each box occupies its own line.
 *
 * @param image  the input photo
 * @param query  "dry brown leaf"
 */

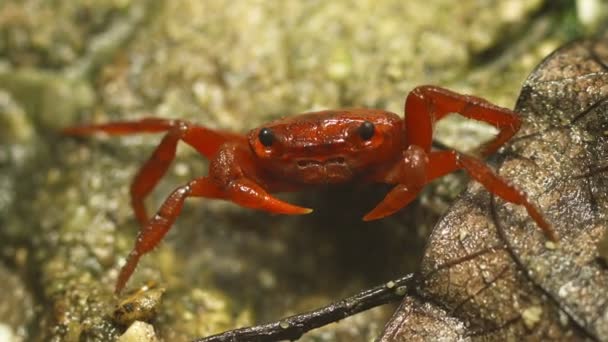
xmin=380 ymin=37 xmax=608 ymax=341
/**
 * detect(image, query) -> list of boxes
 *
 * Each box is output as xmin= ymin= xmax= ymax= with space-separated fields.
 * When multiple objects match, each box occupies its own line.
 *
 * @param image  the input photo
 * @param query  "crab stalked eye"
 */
xmin=357 ymin=121 xmax=375 ymax=141
xmin=258 ymin=127 xmax=275 ymax=147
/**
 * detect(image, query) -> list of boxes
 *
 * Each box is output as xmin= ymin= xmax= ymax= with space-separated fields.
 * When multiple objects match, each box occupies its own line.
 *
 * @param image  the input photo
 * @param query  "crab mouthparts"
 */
xmin=292 ymin=156 xmax=353 ymax=183
xmin=296 ymin=157 xmax=347 ymax=168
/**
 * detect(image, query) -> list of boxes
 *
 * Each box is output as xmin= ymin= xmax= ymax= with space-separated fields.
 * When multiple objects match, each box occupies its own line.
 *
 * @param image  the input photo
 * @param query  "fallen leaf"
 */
xmin=381 ymin=36 xmax=608 ymax=341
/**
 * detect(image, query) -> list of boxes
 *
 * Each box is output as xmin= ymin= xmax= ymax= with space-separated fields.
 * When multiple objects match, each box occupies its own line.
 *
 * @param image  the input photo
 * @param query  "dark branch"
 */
xmin=192 ymin=273 xmax=417 ymax=342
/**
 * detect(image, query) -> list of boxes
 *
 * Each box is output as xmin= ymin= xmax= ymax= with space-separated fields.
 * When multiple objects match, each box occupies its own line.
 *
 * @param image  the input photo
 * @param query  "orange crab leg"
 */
xmin=365 ymin=149 xmax=556 ymax=241
xmin=115 ymin=144 xmax=311 ymax=293
xmin=63 ymin=118 xmax=245 ymax=226
xmin=366 ymin=86 xmax=555 ymax=240
xmin=62 ymin=118 xmax=245 ymax=157
xmin=405 ymin=86 xmax=521 ymax=156
xmin=116 ymin=176 xmax=223 ymax=293
xmin=116 ymin=176 xmax=311 ymax=293
xmin=427 ymin=151 xmax=556 ymax=241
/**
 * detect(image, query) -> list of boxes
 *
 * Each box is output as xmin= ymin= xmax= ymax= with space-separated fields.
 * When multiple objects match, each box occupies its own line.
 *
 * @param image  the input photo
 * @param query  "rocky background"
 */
xmin=0 ymin=1 xmax=605 ymax=341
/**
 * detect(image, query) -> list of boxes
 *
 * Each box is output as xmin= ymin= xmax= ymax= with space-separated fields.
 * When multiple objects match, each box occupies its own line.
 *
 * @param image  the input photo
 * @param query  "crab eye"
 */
xmin=258 ymin=127 xmax=275 ymax=147
xmin=357 ymin=121 xmax=375 ymax=141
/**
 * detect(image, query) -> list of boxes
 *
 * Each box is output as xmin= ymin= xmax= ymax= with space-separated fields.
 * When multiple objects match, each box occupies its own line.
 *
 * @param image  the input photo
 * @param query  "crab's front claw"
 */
xmin=363 ymin=184 xmax=420 ymax=221
xmin=227 ymin=178 xmax=313 ymax=215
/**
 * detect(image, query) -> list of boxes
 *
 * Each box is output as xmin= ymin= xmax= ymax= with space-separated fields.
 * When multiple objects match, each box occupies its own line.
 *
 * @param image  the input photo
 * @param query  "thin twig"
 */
xmin=192 ymin=273 xmax=417 ymax=342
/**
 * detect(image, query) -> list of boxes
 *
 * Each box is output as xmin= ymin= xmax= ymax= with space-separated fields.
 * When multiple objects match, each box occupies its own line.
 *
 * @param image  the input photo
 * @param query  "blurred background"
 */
xmin=0 ymin=1 xmax=605 ymax=341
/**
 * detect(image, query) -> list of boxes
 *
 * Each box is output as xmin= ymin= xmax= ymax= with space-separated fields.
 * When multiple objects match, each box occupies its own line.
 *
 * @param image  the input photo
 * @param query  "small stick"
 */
xmin=192 ymin=273 xmax=417 ymax=342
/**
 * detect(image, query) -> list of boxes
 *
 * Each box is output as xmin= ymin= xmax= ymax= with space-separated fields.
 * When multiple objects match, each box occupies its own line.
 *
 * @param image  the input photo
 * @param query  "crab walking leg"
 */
xmin=405 ymin=86 xmax=521 ymax=156
xmin=130 ymin=132 xmax=178 ymax=226
xmin=427 ymin=150 xmax=557 ymax=241
xmin=115 ymin=175 xmax=312 ymax=293
xmin=115 ymin=177 xmax=221 ymax=293
xmin=62 ymin=118 xmax=245 ymax=157
xmin=63 ymin=118 xmax=174 ymax=135
xmin=63 ymin=118 xmax=245 ymax=226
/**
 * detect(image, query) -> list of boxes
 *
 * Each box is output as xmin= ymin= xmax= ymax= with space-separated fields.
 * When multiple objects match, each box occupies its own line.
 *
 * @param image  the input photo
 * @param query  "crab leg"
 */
xmin=115 ymin=144 xmax=311 ymax=293
xmin=365 ymin=149 xmax=555 ymax=240
xmin=368 ymin=87 xmax=555 ymax=240
xmin=116 ymin=176 xmax=222 ymax=293
xmin=427 ymin=150 xmax=556 ymax=241
xmin=405 ymin=86 xmax=521 ymax=156
xmin=63 ymin=118 xmax=245 ymax=226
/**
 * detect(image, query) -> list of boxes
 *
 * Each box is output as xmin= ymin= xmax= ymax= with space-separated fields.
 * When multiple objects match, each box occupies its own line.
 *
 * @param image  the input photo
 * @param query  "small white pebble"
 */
xmin=521 ymin=306 xmax=543 ymax=329
xmin=545 ymin=241 xmax=557 ymax=250
xmin=117 ymin=321 xmax=159 ymax=342
xmin=577 ymin=0 xmax=604 ymax=27
xmin=257 ymin=269 xmax=277 ymax=289
xmin=395 ymin=286 xmax=407 ymax=296
xmin=0 ymin=324 xmax=16 ymax=342
xmin=173 ymin=162 xmax=190 ymax=177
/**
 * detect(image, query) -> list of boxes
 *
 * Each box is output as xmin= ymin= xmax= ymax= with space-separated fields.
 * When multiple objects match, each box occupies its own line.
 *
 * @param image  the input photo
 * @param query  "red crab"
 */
xmin=63 ymin=86 xmax=556 ymax=293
